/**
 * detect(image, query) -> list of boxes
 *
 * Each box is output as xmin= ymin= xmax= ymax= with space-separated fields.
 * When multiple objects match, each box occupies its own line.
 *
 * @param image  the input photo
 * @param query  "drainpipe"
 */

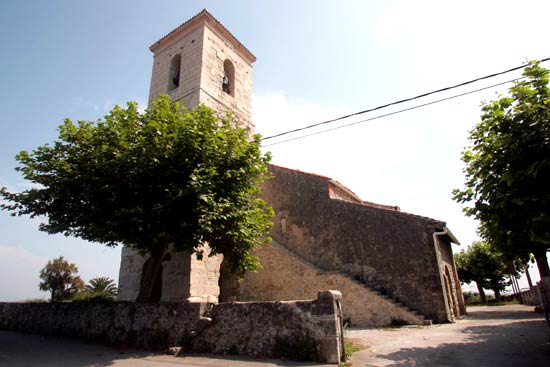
xmin=433 ymin=229 xmax=451 ymax=322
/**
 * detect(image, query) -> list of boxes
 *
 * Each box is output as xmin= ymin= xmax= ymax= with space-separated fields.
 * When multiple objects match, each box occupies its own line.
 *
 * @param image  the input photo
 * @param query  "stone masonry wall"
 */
xmin=118 ymin=246 xmax=148 ymax=301
xmin=189 ymin=247 xmax=223 ymax=302
xmin=437 ymin=238 xmax=466 ymax=318
xmin=261 ymin=165 xmax=450 ymax=323
xmin=240 ymin=242 xmax=427 ymax=326
xmin=118 ymin=246 xmax=222 ymax=303
xmin=198 ymin=25 xmax=254 ymax=130
xmin=148 ymin=25 xmax=204 ymax=108
xmin=0 ymin=301 xmax=202 ymax=349
xmin=0 ymin=292 xmax=343 ymax=363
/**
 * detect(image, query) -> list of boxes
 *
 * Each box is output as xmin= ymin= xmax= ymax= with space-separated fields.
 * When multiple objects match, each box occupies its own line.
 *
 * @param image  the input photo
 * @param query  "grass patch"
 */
xmin=344 ymin=338 xmax=369 ymax=356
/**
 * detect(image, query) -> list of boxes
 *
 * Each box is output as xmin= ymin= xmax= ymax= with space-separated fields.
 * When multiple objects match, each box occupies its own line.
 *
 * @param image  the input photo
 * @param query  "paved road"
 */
xmin=349 ymin=304 xmax=550 ymax=366
xmin=0 ymin=304 xmax=548 ymax=366
xmin=0 ymin=330 xmax=332 ymax=367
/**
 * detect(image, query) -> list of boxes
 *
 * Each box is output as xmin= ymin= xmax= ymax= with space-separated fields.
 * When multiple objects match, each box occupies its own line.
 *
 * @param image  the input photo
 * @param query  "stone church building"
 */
xmin=118 ymin=9 xmax=466 ymax=326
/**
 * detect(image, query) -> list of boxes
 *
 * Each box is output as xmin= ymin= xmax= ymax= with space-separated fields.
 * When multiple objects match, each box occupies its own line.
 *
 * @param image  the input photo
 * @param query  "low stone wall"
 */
xmin=0 ymin=291 xmax=343 ymax=363
xmin=0 ymin=301 xmax=202 ymax=349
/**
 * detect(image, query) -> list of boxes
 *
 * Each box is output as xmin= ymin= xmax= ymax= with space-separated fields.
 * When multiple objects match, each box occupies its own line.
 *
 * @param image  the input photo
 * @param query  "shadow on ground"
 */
xmin=465 ymin=306 xmax=544 ymax=321
xmin=0 ymin=330 xmax=327 ymax=367
xmin=366 ymin=319 xmax=550 ymax=367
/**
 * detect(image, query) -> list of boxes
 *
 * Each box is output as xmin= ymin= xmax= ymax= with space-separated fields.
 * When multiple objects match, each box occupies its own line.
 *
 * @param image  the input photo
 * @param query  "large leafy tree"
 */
xmin=455 ymin=242 xmax=511 ymax=302
xmin=453 ymin=61 xmax=550 ymax=276
xmin=1 ymin=95 xmax=273 ymax=301
xmin=39 ymin=256 xmax=84 ymax=302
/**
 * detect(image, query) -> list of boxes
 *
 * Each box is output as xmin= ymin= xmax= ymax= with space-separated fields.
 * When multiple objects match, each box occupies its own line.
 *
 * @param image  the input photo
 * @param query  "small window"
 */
xmin=168 ymin=54 xmax=181 ymax=90
xmin=222 ymin=59 xmax=235 ymax=96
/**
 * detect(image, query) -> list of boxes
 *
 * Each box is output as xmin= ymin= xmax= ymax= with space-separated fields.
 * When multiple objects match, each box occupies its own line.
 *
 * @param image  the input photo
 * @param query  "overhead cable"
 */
xmin=262 ymin=57 xmax=550 ymax=141
xmin=262 ymin=77 xmax=524 ymax=147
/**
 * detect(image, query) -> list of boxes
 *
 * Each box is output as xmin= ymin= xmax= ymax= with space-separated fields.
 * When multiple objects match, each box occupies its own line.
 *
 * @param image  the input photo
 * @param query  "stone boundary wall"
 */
xmin=0 ymin=291 xmax=343 ymax=363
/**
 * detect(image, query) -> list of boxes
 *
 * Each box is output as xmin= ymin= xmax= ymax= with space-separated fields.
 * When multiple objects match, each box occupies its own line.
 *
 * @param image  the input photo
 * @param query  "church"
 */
xmin=118 ymin=9 xmax=465 ymax=326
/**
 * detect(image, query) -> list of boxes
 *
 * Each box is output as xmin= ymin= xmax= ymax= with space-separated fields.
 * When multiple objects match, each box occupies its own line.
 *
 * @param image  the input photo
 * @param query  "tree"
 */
xmin=455 ymin=242 xmax=511 ymax=302
xmin=1 ymin=96 xmax=273 ymax=301
xmin=85 ymin=277 xmax=118 ymax=298
xmin=453 ymin=61 xmax=550 ymax=276
xmin=39 ymin=256 xmax=84 ymax=302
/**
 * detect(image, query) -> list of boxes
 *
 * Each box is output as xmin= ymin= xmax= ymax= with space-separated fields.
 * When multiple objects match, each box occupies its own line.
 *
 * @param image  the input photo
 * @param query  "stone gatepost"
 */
xmin=316 ymin=290 xmax=345 ymax=364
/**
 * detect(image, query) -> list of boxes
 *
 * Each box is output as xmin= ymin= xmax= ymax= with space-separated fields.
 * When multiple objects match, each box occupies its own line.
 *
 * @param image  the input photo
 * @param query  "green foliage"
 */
xmin=85 ymin=276 xmax=117 ymax=297
xmin=71 ymin=291 xmax=116 ymax=302
xmin=38 ymin=256 xmax=84 ymax=302
xmin=22 ymin=298 xmax=49 ymax=303
xmin=453 ymin=61 xmax=550 ymax=275
xmin=70 ymin=276 xmax=119 ymax=301
xmin=455 ymin=242 xmax=511 ymax=300
xmin=462 ymin=291 xmax=481 ymax=304
xmin=344 ymin=339 xmax=360 ymax=358
xmin=1 ymin=96 xmax=273 ymax=298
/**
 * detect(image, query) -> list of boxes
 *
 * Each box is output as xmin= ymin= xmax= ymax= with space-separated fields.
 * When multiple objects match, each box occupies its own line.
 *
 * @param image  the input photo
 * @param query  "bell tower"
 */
xmin=118 ymin=9 xmax=255 ymax=303
xmin=147 ymin=9 xmax=256 ymax=131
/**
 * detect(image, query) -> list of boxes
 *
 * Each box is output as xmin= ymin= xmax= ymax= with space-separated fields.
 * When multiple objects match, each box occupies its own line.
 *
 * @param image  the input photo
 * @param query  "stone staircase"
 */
xmin=265 ymin=241 xmax=432 ymax=327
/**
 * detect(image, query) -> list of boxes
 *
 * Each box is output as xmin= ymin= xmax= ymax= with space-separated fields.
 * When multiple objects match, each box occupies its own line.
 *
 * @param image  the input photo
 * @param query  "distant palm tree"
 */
xmin=85 ymin=277 xmax=118 ymax=297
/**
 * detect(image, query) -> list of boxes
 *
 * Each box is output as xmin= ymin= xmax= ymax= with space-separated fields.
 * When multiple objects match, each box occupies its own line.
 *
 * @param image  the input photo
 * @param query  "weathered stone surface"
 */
xmin=0 ymin=291 xmax=343 ymax=363
xmin=253 ymin=165 xmax=464 ymax=324
xmin=240 ymin=241 xmax=428 ymax=326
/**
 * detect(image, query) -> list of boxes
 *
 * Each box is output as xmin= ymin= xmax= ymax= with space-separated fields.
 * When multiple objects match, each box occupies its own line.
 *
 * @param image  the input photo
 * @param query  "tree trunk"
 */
xmin=533 ymin=249 xmax=550 ymax=278
xmin=476 ymin=282 xmax=487 ymax=304
xmin=525 ymin=268 xmax=534 ymax=290
xmin=137 ymin=246 xmax=166 ymax=302
xmin=494 ymin=288 xmax=501 ymax=302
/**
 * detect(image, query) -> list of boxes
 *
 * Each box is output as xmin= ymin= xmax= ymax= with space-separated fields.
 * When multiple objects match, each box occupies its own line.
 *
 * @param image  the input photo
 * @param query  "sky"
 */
xmin=1 ymin=0 xmax=549 ymax=301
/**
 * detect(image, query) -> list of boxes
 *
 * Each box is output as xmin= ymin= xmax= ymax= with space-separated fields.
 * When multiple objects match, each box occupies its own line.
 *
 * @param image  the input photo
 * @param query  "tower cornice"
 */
xmin=149 ymin=9 xmax=256 ymax=64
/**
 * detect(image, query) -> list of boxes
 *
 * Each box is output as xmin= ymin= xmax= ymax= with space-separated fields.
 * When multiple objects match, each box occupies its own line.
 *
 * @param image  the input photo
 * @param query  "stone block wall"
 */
xmin=0 ymin=301 xmax=202 ymax=349
xmin=436 ymin=237 xmax=466 ymax=319
xmin=0 ymin=291 xmax=343 ymax=363
xmin=148 ymin=25 xmax=204 ymax=108
xmin=188 ymin=247 xmax=223 ymax=302
xmin=118 ymin=246 xmax=148 ymax=301
xmin=118 ymin=246 xmax=222 ymax=303
xmin=147 ymin=11 xmax=255 ymax=131
xmin=240 ymin=242 xmax=427 ymax=326
xmin=198 ymin=25 xmax=254 ymax=131
xmin=261 ymin=165 xmax=454 ymax=323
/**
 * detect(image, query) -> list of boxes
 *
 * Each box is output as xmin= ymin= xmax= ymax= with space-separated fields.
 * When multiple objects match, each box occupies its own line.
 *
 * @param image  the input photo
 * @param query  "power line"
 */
xmin=262 ymin=58 xmax=550 ymax=141
xmin=262 ymin=77 xmax=525 ymax=147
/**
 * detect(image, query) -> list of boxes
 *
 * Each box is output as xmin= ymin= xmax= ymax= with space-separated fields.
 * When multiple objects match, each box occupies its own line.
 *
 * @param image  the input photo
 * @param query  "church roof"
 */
xmin=149 ymin=9 xmax=256 ymax=64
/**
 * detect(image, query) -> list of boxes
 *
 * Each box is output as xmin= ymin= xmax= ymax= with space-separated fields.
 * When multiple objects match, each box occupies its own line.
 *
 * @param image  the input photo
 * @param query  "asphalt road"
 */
xmin=0 ymin=330 xmax=332 ymax=367
xmin=0 ymin=304 xmax=548 ymax=366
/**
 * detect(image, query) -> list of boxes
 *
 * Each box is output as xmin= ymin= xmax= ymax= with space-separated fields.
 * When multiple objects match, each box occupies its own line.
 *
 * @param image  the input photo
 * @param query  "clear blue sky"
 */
xmin=1 ymin=0 xmax=548 ymax=300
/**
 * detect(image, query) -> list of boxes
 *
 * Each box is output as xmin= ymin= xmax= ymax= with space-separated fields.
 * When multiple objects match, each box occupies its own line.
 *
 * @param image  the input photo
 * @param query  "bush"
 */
xmin=71 ymin=291 xmax=116 ymax=302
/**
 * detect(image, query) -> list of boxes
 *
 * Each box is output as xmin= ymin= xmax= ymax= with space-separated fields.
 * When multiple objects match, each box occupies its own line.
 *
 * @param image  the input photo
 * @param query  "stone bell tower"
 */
xmin=118 ymin=9 xmax=256 ymax=302
xmin=148 ymin=8 xmax=256 ymax=130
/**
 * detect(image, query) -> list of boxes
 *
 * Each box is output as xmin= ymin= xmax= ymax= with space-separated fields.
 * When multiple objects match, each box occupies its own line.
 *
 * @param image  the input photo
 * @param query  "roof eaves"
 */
xmin=149 ymin=9 xmax=256 ymax=63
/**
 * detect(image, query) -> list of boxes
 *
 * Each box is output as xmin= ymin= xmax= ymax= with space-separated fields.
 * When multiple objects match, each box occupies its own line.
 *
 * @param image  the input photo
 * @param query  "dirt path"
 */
xmin=348 ymin=304 xmax=550 ymax=367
